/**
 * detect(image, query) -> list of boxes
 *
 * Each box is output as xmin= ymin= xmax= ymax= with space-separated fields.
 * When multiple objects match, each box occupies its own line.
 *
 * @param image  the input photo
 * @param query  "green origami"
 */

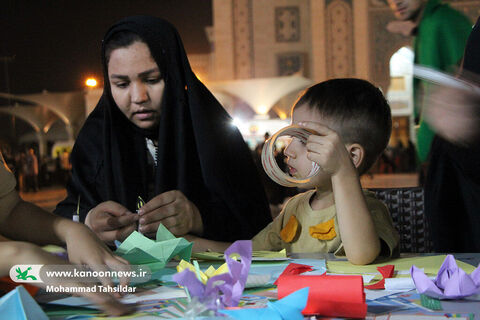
xmin=115 ymin=224 xmax=192 ymax=272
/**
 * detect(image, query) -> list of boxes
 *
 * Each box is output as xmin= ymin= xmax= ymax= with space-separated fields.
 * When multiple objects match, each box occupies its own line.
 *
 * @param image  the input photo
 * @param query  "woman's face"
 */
xmin=107 ymin=41 xmax=165 ymax=129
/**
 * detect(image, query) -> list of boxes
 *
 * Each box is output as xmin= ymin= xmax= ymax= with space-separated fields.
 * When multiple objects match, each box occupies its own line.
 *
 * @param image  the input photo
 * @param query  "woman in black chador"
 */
xmin=55 ymin=16 xmax=271 ymax=244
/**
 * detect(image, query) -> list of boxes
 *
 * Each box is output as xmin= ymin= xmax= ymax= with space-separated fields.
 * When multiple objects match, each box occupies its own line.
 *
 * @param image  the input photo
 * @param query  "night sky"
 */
xmin=1 ymin=0 xmax=212 ymax=95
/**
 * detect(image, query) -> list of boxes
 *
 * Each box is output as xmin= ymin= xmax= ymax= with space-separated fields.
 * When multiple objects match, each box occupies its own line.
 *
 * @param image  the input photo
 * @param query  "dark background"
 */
xmin=1 ymin=0 xmax=212 ymax=94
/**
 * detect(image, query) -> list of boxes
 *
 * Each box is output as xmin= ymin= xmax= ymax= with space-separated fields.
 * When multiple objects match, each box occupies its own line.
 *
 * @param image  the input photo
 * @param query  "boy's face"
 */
xmin=284 ymin=104 xmax=331 ymax=189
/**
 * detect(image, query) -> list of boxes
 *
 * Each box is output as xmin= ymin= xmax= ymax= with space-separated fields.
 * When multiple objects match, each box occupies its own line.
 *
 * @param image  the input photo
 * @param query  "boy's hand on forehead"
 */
xmin=298 ymin=122 xmax=356 ymax=176
xmin=85 ymin=201 xmax=138 ymax=245
xmin=137 ymin=190 xmax=203 ymax=238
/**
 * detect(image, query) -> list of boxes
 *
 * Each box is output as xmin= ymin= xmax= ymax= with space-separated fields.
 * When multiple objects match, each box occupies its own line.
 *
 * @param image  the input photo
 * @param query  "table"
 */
xmin=289 ymin=252 xmax=480 ymax=319
xmin=35 ymin=252 xmax=480 ymax=319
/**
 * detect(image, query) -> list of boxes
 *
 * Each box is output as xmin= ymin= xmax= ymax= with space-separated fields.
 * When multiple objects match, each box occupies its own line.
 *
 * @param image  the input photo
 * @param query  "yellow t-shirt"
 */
xmin=0 ymin=152 xmax=16 ymax=198
xmin=252 ymin=190 xmax=399 ymax=257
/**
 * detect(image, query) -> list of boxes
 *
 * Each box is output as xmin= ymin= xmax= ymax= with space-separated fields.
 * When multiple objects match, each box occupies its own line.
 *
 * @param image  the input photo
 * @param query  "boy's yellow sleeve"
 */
xmin=365 ymin=194 xmax=400 ymax=258
xmin=252 ymin=206 xmax=288 ymax=251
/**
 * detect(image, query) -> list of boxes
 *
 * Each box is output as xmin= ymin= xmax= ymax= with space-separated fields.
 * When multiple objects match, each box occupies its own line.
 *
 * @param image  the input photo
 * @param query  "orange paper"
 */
xmin=0 ymin=277 xmax=39 ymax=296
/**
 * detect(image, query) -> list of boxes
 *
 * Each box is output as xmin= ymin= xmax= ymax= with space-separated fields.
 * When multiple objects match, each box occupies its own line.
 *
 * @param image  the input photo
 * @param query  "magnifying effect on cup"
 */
xmin=261 ymin=125 xmax=320 ymax=187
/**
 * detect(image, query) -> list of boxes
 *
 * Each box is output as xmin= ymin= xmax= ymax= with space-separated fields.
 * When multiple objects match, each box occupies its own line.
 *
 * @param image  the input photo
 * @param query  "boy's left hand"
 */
xmin=299 ymin=121 xmax=355 ymax=176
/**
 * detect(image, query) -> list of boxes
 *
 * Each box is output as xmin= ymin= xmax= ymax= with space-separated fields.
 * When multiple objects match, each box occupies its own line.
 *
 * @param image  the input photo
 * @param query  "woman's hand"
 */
xmin=0 ymin=241 xmax=133 ymax=316
xmin=85 ymin=201 xmax=138 ymax=245
xmin=137 ymin=190 xmax=203 ymax=237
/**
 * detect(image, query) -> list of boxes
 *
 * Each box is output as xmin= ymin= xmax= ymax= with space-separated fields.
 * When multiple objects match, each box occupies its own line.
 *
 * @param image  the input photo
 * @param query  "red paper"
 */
xmin=0 ymin=276 xmax=39 ymax=296
xmin=364 ymin=264 xmax=395 ymax=290
xmin=277 ymin=275 xmax=366 ymax=318
xmin=273 ymin=263 xmax=313 ymax=285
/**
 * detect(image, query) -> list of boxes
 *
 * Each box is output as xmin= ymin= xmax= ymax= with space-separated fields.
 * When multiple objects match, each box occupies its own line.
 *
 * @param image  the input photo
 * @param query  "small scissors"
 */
xmin=136 ymin=196 xmax=145 ymax=233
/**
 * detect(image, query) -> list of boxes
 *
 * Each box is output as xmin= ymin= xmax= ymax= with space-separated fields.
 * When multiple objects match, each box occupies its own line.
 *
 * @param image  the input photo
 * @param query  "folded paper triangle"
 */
xmin=221 ymin=287 xmax=309 ymax=320
xmin=0 ymin=285 xmax=48 ymax=320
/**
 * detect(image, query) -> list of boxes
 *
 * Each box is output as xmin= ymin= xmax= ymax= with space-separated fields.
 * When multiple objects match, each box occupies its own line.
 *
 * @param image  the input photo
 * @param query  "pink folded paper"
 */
xmin=411 ymin=254 xmax=480 ymax=299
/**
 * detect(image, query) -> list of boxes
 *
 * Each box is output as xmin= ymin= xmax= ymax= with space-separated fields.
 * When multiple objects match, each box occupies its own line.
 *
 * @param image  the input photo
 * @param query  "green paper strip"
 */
xmin=420 ymin=294 xmax=442 ymax=310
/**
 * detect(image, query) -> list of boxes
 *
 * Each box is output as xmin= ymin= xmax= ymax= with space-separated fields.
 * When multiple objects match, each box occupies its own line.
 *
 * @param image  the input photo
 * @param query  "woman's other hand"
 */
xmin=137 ymin=190 xmax=203 ymax=237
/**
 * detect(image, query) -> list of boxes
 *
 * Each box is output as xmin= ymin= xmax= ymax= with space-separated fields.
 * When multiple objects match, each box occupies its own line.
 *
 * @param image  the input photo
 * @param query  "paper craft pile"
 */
xmin=115 ymin=224 xmax=192 ymax=272
xmin=173 ymin=240 xmax=251 ymax=312
xmin=411 ymin=254 xmax=480 ymax=299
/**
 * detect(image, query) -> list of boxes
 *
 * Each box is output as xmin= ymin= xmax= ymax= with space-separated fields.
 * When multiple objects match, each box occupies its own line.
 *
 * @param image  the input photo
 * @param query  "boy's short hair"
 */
xmin=293 ymin=78 xmax=392 ymax=174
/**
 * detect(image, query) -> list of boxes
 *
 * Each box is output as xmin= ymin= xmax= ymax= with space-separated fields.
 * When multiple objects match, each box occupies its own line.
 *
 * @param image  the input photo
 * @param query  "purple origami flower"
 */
xmin=411 ymin=254 xmax=480 ymax=299
xmin=173 ymin=240 xmax=252 ymax=311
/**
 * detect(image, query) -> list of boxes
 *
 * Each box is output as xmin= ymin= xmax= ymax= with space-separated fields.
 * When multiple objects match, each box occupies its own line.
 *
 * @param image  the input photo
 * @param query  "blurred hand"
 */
xmin=64 ymin=222 xmax=131 ymax=290
xmin=85 ymin=201 xmax=138 ymax=245
xmin=0 ymin=242 xmax=133 ymax=316
xmin=137 ymin=190 xmax=203 ymax=237
xmin=386 ymin=20 xmax=417 ymax=36
xmin=424 ymin=86 xmax=480 ymax=145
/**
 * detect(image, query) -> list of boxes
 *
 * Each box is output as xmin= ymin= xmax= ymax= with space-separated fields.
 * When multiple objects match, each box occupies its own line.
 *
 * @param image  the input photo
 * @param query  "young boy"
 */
xmin=188 ymin=78 xmax=399 ymax=265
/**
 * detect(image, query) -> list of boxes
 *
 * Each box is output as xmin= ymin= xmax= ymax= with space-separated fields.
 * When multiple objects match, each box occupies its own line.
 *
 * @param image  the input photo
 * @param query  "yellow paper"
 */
xmin=327 ymin=255 xmax=476 ymax=277
xmin=251 ymin=249 xmax=287 ymax=259
xmin=192 ymin=249 xmax=287 ymax=261
xmin=176 ymin=259 xmax=228 ymax=284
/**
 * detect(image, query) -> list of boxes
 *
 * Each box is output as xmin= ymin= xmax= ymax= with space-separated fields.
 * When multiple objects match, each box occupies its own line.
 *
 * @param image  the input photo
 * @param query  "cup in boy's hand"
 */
xmin=261 ymin=125 xmax=320 ymax=187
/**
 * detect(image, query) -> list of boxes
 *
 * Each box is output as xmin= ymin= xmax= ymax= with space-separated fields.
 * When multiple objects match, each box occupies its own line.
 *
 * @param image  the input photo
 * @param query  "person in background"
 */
xmin=0 ymin=151 xmax=131 ymax=316
xmin=422 ymin=17 xmax=480 ymax=252
xmin=54 ymin=16 xmax=271 ymax=245
xmin=187 ymin=79 xmax=399 ymax=265
xmin=24 ymin=148 xmax=39 ymax=192
xmin=385 ymin=0 xmax=471 ymax=182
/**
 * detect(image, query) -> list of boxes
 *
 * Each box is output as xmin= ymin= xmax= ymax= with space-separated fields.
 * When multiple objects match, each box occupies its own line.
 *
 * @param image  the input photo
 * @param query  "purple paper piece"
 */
xmin=173 ymin=268 xmax=205 ymax=297
xmin=172 ymin=240 xmax=252 ymax=312
xmin=410 ymin=254 xmax=480 ymax=300
xmin=472 ymin=264 xmax=480 ymax=286
xmin=435 ymin=254 xmax=456 ymax=290
xmin=411 ymin=265 xmax=444 ymax=298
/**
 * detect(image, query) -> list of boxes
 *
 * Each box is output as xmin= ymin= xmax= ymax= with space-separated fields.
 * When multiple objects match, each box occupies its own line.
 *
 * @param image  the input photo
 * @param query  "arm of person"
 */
xmin=0 ymin=241 xmax=132 ymax=316
xmin=331 ymin=167 xmax=381 ymax=265
xmin=0 ymin=190 xmax=131 ymax=287
xmin=183 ymin=234 xmax=231 ymax=253
xmin=301 ymin=122 xmax=380 ymax=265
